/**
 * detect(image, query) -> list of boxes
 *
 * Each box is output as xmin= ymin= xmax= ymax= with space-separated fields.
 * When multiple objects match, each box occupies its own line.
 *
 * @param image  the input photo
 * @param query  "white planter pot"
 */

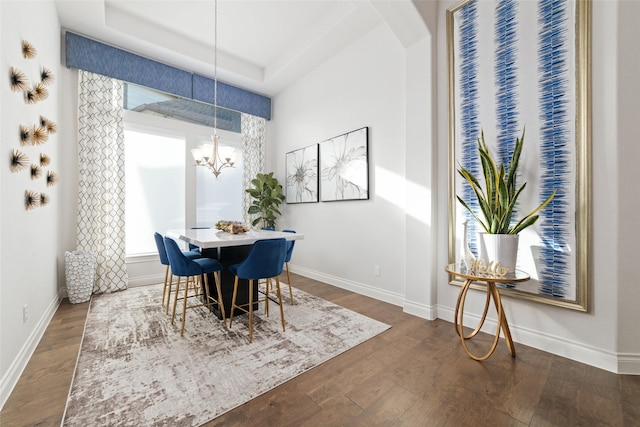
xmin=477 ymin=233 xmax=519 ymax=273
xmin=65 ymin=251 xmax=96 ymax=303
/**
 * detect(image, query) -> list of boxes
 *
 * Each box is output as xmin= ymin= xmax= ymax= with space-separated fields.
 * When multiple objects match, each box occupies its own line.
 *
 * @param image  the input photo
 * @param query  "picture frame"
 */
xmin=285 ymin=144 xmax=318 ymax=204
xmin=446 ymin=0 xmax=591 ymax=311
xmin=319 ymin=127 xmax=369 ymax=202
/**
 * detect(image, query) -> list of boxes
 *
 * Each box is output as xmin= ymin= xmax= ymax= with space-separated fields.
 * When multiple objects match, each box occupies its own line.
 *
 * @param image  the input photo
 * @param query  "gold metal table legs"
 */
xmin=454 ymin=278 xmax=515 ymax=361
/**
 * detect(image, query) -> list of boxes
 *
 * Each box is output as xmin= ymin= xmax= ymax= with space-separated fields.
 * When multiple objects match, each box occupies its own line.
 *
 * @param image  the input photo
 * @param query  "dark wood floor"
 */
xmin=2 ymin=273 xmax=639 ymax=426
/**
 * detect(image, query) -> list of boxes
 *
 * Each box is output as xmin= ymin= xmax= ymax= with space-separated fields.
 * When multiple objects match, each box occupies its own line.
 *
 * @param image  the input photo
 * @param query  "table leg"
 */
xmin=489 ymin=283 xmax=516 ymax=357
xmin=454 ymin=279 xmax=492 ymax=339
xmin=455 ymin=280 xmax=505 ymax=361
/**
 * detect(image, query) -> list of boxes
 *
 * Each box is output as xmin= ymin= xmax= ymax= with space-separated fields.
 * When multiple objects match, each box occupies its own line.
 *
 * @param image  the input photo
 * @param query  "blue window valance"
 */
xmin=65 ymin=31 xmax=271 ymax=120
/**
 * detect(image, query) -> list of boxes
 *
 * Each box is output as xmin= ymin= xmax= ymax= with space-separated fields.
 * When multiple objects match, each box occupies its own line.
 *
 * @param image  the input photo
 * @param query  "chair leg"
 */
xmin=285 ymin=263 xmax=294 ymax=304
xmin=212 ymin=272 xmax=226 ymax=326
xmin=171 ymin=276 xmax=182 ymax=324
xmin=275 ymin=276 xmax=285 ymax=332
xmin=180 ymin=276 xmax=191 ymax=336
xmin=201 ymin=273 xmax=210 ymax=302
xmin=229 ymin=276 xmax=263 ymax=342
xmin=162 ymin=265 xmax=170 ymax=307
xmin=202 ymin=271 xmax=226 ymax=326
xmin=166 ymin=271 xmax=174 ymax=314
xmin=248 ymin=279 xmax=254 ymax=343
xmin=193 ymin=274 xmax=202 ymax=298
xmin=229 ymin=276 xmax=239 ymax=328
xmin=264 ymin=278 xmax=270 ymax=317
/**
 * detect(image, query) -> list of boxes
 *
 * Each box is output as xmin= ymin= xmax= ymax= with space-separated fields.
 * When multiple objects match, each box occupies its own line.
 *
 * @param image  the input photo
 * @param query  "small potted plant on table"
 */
xmin=457 ymin=129 xmax=555 ymax=273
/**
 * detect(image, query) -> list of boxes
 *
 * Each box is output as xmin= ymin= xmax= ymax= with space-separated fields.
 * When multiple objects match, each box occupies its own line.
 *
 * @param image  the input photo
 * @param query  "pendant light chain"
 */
xmin=189 ymin=0 xmax=235 ymax=178
xmin=213 ymin=0 xmax=218 ymax=133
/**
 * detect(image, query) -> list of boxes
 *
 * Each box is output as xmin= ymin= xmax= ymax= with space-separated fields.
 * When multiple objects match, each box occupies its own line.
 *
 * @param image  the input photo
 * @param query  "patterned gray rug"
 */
xmin=62 ymin=283 xmax=390 ymax=426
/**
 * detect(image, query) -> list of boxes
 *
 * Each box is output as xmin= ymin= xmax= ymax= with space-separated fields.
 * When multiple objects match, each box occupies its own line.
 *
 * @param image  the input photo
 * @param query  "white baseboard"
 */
xmin=437 ymin=303 xmax=640 ymax=375
xmin=291 ymin=265 xmax=405 ymax=308
xmin=403 ymin=300 xmax=438 ymax=321
xmin=127 ymin=274 xmax=164 ymax=288
xmin=292 ymin=265 xmax=436 ymax=320
xmin=618 ymin=354 xmax=640 ymax=374
xmin=0 ymin=289 xmax=63 ymax=410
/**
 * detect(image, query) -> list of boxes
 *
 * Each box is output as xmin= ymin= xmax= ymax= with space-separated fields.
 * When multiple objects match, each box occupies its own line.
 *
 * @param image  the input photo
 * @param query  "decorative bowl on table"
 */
xmin=215 ymin=220 xmax=250 ymax=234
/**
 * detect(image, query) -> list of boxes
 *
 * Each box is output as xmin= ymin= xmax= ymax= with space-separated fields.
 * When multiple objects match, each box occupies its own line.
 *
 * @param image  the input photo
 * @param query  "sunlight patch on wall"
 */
xmin=374 ymin=166 xmax=431 ymax=226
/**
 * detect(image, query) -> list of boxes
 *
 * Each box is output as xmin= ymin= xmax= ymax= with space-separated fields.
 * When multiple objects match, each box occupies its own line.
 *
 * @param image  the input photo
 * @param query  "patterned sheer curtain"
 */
xmin=241 ymin=113 xmax=266 ymax=226
xmin=76 ymin=70 xmax=128 ymax=294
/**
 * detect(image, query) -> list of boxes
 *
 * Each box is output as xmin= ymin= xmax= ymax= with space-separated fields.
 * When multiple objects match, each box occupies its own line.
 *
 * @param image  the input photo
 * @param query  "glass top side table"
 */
xmin=445 ymin=263 xmax=530 ymax=361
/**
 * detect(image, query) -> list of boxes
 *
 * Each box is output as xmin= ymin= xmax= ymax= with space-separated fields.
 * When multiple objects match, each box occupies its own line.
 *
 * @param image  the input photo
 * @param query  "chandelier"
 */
xmin=190 ymin=0 xmax=235 ymax=178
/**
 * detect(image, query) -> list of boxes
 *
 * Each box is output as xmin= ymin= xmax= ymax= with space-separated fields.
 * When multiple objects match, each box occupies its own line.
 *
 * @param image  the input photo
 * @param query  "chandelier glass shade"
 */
xmin=191 ymin=0 xmax=235 ymax=178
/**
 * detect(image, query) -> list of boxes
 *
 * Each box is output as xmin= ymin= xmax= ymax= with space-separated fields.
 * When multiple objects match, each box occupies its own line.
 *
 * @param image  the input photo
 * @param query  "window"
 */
xmin=194 ymin=138 xmax=243 ymax=227
xmin=125 ymin=129 xmax=185 ymax=255
xmin=123 ymin=84 xmax=243 ymax=257
xmin=124 ymin=83 xmax=241 ymax=132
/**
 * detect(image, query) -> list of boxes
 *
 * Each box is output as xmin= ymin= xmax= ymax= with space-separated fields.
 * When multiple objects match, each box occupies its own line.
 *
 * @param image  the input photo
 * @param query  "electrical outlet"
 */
xmin=23 ymin=304 xmax=28 ymax=323
xmin=374 ymin=265 xmax=381 ymax=277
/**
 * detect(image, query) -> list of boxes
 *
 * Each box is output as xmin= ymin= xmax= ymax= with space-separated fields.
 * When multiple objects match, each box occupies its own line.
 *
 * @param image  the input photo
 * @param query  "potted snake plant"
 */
xmin=457 ymin=129 xmax=555 ymax=272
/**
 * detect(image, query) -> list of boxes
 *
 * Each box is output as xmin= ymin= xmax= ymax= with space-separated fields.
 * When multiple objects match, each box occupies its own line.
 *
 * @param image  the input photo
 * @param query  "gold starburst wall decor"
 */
xmin=31 ymin=125 xmax=48 ymax=145
xmin=24 ymin=87 xmax=38 ymax=104
xmin=40 ymin=153 xmax=51 ymax=167
xmin=30 ymin=164 xmax=42 ymax=180
xmin=46 ymin=170 xmax=59 ymax=187
xmin=25 ymin=190 xmax=40 ymax=210
xmin=22 ymin=40 xmax=37 ymax=58
xmin=19 ymin=125 xmax=32 ymax=146
xmin=10 ymin=67 xmax=29 ymax=92
xmin=33 ymin=81 xmax=49 ymax=101
xmin=10 ymin=149 xmax=29 ymax=173
xmin=40 ymin=67 xmax=54 ymax=85
xmin=39 ymin=115 xmax=57 ymax=134
xmin=40 ymin=193 xmax=50 ymax=206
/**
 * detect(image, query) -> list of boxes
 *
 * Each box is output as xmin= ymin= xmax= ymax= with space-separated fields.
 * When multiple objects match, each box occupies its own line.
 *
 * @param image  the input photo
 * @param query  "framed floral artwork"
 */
xmin=285 ymin=144 xmax=318 ymax=203
xmin=319 ymin=127 xmax=369 ymax=202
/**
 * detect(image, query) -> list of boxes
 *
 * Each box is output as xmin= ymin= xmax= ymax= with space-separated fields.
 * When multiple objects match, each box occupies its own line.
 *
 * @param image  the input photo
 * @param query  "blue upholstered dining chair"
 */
xmin=154 ymin=232 xmax=201 ymax=312
xmin=228 ymin=238 xmax=287 ymax=343
xmin=163 ymin=237 xmax=226 ymax=336
xmin=263 ymin=229 xmax=297 ymax=305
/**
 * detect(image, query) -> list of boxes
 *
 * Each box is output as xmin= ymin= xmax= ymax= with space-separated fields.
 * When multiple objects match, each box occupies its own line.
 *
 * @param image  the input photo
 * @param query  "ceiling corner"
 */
xmin=369 ymin=0 xmax=430 ymax=47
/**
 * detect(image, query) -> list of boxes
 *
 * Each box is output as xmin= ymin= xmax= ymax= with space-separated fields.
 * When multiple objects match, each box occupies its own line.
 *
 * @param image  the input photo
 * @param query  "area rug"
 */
xmin=62 ymin=283 xmax=390 ymax=426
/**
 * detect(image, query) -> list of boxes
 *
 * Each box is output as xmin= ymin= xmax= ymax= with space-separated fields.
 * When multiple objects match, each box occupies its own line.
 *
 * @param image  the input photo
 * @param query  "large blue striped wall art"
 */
xmin=447 ymin=0 xmax=590 ymax=310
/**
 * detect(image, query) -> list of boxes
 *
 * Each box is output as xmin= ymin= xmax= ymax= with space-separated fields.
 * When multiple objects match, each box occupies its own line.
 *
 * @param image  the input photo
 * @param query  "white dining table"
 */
xmin=166 ymin=228 xmax=303 ymax=249
xmin=165 ymin=228 xmax=303 ymax=320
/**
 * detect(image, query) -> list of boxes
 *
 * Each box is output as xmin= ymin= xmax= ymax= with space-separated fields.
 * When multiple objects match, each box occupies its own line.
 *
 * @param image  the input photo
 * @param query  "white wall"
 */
xmin=435 ymin=0 xmax=639 ymax=374
xmin=269 ymin=0 xmax=438 ymax=319
xmin=272 ymin=23 xmax=411 ymax=306
xmin=614 ymin=0 xmax=640 ymax=371
xmin=404 ymin=2 xmax=438 ymax=320
xmin=0 ymin=0 xmax=63 ymax=407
